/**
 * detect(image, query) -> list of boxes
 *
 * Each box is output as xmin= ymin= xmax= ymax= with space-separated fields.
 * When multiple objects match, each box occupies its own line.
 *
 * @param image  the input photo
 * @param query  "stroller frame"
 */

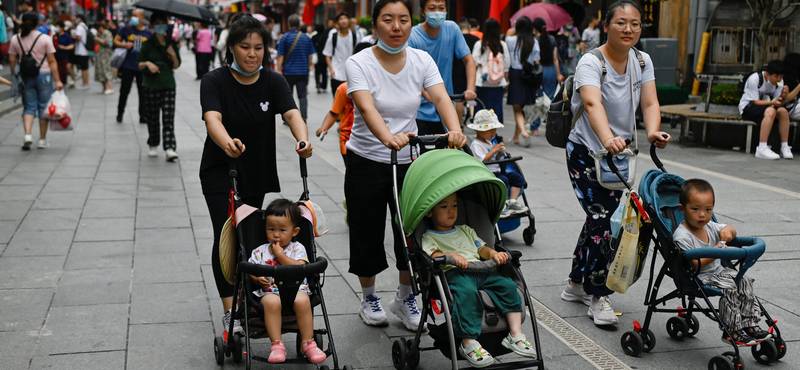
xmin=611 ymin=143 xmax=786 ymax=369
xmin=389 ymin=136 xmax=544 ymax=370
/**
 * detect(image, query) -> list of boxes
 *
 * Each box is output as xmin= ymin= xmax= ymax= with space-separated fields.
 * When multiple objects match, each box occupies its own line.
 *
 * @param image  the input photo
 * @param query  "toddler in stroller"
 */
xmin=422 ymin=192 xmax=537 ymax=367
xmin=247 ymin=199 xmax=326 ymax=364
xmin=674 ymin=179 xmax=771 ymax=346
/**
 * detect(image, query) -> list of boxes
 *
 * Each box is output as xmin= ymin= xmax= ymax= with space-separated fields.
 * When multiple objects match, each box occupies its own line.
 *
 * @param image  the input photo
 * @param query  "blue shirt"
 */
xmin=55 ymin=33 xmax=73 ymax=59
xmin=408 ymin=21 xmax=471 ymax=122
xmin=37 ymin=24 xmax=49 ymax=35
xmin=117 ymin=25 xmax=152 ymax=71
xmin=277 ymin=29 xmax=316 ymax=76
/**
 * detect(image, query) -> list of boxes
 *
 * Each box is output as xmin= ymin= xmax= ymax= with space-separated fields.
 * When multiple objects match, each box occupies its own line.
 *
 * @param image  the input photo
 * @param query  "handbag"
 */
xmin=606 ymin=192 xmax=651 ymax=293
xmin=521 ymin=61 xmax=542 ymax=86
xmin=593 ymin=148 xmax=637 ymax=190
xmin=110 ymin=47 xmax=127 ymax=69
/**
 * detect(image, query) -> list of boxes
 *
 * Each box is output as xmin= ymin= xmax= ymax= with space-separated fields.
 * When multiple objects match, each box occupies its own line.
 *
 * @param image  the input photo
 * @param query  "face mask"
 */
xmin=131 ymin=17 xmax=140 ymax=26
xmin=566 ymin=25 xmax=573 ymax=30
xmin=425 ymin=11 xmax=447 ymax=28
xmin=154 ymin=24 xmax=168 ymax=35
xmin=377 ymin=38 xmax=407 ymax=54
xmin=231 ymin=58 xmax=263 ymax=77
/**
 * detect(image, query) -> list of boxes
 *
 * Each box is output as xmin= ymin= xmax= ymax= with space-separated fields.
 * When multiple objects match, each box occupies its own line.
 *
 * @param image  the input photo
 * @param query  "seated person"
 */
xmin=248 ymin=199 xmax=326 ymax=364
xmin=674 ymin=179 xmax=771 ymax=346
xmin=422 ymin=193 xmax=536 ymax=368
xmin=738 ymin=60 xmax=793 ymax=160
xmin=468 ymin=109 xmax=528 ymax=218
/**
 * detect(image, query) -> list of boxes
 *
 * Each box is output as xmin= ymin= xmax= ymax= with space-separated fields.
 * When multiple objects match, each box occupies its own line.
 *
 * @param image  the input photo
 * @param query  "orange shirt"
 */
xmin=470 ymin=31 xmax=483 ymax=40
xmin=331 ymin=82 xmax=354 ymax=155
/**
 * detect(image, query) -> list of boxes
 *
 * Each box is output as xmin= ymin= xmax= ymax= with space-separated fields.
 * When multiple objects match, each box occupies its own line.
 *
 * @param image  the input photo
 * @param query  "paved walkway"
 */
xmin=0 ymin=49 xmax=798 ymax=369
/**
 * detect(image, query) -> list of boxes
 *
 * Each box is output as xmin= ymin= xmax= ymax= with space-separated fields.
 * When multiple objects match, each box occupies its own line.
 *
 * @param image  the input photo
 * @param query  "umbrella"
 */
xmin=510 ymin=2 xmax=573 ymax=32
xmin=134 ymin=0 xmax=218 ymax=25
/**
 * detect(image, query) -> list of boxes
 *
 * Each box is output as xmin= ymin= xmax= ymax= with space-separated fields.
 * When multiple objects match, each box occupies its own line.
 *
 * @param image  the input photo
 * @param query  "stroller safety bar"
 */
xmin=483 ymin=156 xmax=524 ymax=166
xmin=683 ymin=237 xmax=765 ymax=283
xmin=435 ymin=251 xmax=518 ymax=271
xmin=390 ymin=135 xmax=472 ymax=165
xmin=238 ymin=257 xmax=328 ymax=280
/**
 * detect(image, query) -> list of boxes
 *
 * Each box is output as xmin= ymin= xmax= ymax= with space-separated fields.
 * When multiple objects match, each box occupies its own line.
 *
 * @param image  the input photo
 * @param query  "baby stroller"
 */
xmin=213 ymin=144 xmax=351 ymax=370
xmin=389 ymin=136 xmax=544 ymax=370
xmin=451 ymin=94 xmax=537 ymax=246
xmin=611 ymin=143 xmax=785 ymax=369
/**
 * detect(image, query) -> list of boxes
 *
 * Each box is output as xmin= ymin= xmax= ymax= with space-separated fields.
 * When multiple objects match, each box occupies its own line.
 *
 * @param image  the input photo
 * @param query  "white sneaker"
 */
xmin=22 ymin=134 xmax=32 ymax=150
xmin=499 ymin=205 xmax=512 ymax=219
xmin=507 ymin=199 xmax=529 ymax=214
xmin=165 ymin=149 xmax=179 ymax=162
xmin=222 ymin=309 xmax=244 ymax=335
xmin=360 ymin=294 xmax=388 ymax=326
xmin=588 ymin=295 xmax=619 ymax=325
xmin=148 ymin=146 xmax=158 ymax=157
xmin=37 ymin=138 xmax=48 ymax=149
xmin=68 ymin=81 xmax=75 ymax=88
xmin=521 ymin=135 xmax=531 ymax=148
xmin=389 ymin=293 xmax=423 ymax=331
xmin=560 ymin=278 xmax=592 ymax=306
xmin=77 ymin=84 xmax=90 ymax=91
xmin=781 ymin=146 xmax=793 ymax=159
xmin=755 ymin=145 xmax=780 ymax=160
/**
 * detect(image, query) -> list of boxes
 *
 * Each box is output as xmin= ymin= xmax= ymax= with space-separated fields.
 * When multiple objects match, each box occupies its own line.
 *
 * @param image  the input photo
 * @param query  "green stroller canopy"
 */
xmin=400 ymin=149 xmax=507 ymax=236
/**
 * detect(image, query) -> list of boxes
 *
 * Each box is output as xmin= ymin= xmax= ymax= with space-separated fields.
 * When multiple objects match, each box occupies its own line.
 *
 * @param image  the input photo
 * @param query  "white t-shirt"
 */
xmin=672 ymin=221 xmax=726 ymax=282
xmin=469 ymin=138 xmax=501 ymax=173
xmin=472 ymin=40 xmax=511 ymax=87
xmin=5 ymin=17 xmax=13 ymax=42
xmin=738 ymin=71 xmax=783 ymax=115
xmin=247 ymin=241 xmax=311 ymax=297
xmin=73 ymin=22 xmax=89 ymax=56
xmin=322 ymin=29 xmax=360 ymax=81
xmin=346 ymin=47 xmax=443 ymax=164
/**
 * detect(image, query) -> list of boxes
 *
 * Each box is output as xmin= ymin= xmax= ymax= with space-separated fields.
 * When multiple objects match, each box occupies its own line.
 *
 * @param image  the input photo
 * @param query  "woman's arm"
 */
xmin=426 ymin=83 xmax=467 ymax=148
xmin=554 ymin=47 xmax=563 ymax=82
xmin=204 ymin=111 xmax=246 ymax=158
xmin=351 ymin=90 xmax=411 ymax=150
xmin=283 ymin=109 xmax=313 ymax=158
xmin=47 ymin=53 xmax=63 ymax=91
xmin=640 ymin=80 xmax=670 ymax=148
xmin=581 ymin=85 xmax=625 ymax=154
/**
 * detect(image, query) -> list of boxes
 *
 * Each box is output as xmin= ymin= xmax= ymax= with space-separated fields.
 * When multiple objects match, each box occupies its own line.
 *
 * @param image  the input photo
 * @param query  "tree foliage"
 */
xmin=744 ymin=0 xmax=800 ymax=68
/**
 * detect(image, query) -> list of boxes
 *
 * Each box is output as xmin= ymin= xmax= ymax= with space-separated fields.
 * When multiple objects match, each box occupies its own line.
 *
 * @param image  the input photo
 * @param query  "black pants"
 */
xmin=206 ymin=191 xmax=266 ymax=298
xmin=143 ymin=87 xmax=177 ymax=150
xmin=315 ymin=59 xmax=328 ymax=91
xmin=284 ymin=74 xmax=309 ymax=120
xmin=196 ymin=52 xmax=213 ymax=79
xmin=416 ymin=118 xmax=447 ymax=136
xmin=118 ymin=68 xmax=145 ymax=119
xmin=330 ymin=79 xmax=345 ymax=99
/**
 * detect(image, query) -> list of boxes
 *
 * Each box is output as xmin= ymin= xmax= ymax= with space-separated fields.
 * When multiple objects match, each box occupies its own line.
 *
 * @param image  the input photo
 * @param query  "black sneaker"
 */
xmin=722 ymin=330 xmax=757 ymax=346
xmin=116 ymin=113 xmax=123 ymax=123
xmin=747 ymin=326 xmax=772 ymax=341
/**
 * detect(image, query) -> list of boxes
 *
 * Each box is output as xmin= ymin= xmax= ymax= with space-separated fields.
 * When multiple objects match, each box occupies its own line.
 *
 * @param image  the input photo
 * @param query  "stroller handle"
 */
xmin=650 ymin=133 xmax=669 ymax=172
xmin=434 ymin=251 xmax=520 ymax=271
xmin=238 ymin=256 xmax=329 ymax=280
xmin=298 ymin=141 xmax=310 ymax=201
xmin=605 ymin=134 xmax=670 ymax=180
xmin=449 ymin=94 xmax=486 ymax=109
xmin=390 ymin=135 xmax=457 ymax=165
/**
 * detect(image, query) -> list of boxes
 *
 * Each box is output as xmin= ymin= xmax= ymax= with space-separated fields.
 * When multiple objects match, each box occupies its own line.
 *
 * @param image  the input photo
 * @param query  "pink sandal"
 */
xmin=268 ymin=341 xmax=286 ymax=363
xmin=301 ymin=340 xmax=327 ymax=364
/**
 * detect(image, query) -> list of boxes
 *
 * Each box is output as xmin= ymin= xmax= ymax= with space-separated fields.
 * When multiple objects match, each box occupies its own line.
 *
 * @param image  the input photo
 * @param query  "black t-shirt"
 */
xmin=199 ymin=67 xmax=297 ymax=197
xmin=452 ymin=33 xmax=480 ymax=84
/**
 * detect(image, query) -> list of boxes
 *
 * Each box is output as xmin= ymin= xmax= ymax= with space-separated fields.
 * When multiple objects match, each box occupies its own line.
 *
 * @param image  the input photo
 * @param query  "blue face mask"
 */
xmin=376 ymin=38 xmax=407 ymax=54
xmin=154 ymin=24 xmax=168 ymax=35
xmin=425 ymin=11 xmax=447 ymax=28
xmin=231 ymin=58 xmax=263 ymax=77
xmin=131 ymin=17 xmax=140 ymax=27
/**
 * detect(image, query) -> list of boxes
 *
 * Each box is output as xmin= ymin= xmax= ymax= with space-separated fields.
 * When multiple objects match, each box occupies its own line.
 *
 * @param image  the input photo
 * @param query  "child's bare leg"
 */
xmin=294 ymin=291 xmax=314 ymax=342
xmin=461 ymin=338 xmax=477 ymax=349
xmin=510 ymin=186 xmax=521 ymax=201
xmin=777 ymin=107 xmax=790 ymax=142
xmin=261 ymin=294 xmax=283 ymax=343
xmin=506 ymin=311 xmax=523 ymax=339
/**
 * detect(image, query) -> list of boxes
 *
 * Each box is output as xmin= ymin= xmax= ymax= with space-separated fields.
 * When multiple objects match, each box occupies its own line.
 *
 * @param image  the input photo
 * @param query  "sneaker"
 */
xmin=116 ymin=112 xmax=123 ymax=123
xmin=148 ymin=146 xmax=158 ymax=158
xmin=104 ymin=89 xmax=115 ymax=95
xmin=77 ymin=84 xmax=90 ymax=91
xmin=389 ymin=294 xmax=423 ymax=331
xmin=588 ymin=295 xmax=619 ymax=325
xmin=521 ymin=134 xmax=531 ymax=148
xmin=37 ymin=138 xmax=48 ymax=149
xmin=165 ymin=149 xmax=179 ymax=162
xmin=499 ymin=205 xmax=512 ymax=219
xmin=781 ymin=146 xmax=793 ymax=159
xmin=755 ymin=145 xmax=780 ymax=160
xmin=458 ymin=340 xmax=494 ymax=368
xmin=360 ymin=294 xmax=388 ymax=326
xmin=722 ymin=330 xmax=757 ymax=346
xmin=561 ymin=278 xmax=592 ymax=306
xmin=68 ymin=81 xmax=75 ymax=88
xmin=507 ymin=200 xmax=529 ymax=214
xmin=746 ymin=326 xmax=772 ymax=341
xmin=222 ymin=309 xmax=244 ymax=335
xmin=268 ymin=341 xmax=286 ymax=363
xmin=22 ymin=134 xmax=32 ymax=150
xmin=300 ymin=340 xmax=327 ymax=364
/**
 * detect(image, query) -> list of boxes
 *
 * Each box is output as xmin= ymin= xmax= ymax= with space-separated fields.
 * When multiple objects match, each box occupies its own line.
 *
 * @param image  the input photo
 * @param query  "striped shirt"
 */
xmin=277 ymin=29 xmax=315 ymax=76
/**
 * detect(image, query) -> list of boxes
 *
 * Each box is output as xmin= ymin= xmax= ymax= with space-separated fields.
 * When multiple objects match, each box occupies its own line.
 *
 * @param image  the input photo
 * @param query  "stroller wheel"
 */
xmin=774 ymin=336 xmax=787 ymax=360
xmin=392 ymin=338 xmax=407 ymax=370
xmin=523 ymin=227 xmax=535 ymax=245
xmin=620 ymin=331 xmax=643 ymax=356
xmin=708 ymin=355 xmax=735 ymax=370
xmin=405 ymin=338 xmax=420 ymax=369
xmin=232 ymin=334 xmax=243 ymax=363
xmin=214 ymin=336 xmax=225 ymax=365
xmin=751 ymin=339 xmax=778 ymax=364
xmin=641 ymin=329 xmax=657 ymax=353
xmin=721 ymin=352 xmax=745 ymax=370
xmin=666 ymin=316 xmax=689 ymax=340
xmin=685 ymin=314 xmax=700 ymax=337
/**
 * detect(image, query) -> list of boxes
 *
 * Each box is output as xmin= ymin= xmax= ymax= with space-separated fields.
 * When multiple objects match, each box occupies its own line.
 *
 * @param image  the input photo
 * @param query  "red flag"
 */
xmin=302 ymin=0 xmax=324 ymax=26
xmin=489 ymin=0 xmax=511 ymax=21
xmin=76 ymin=0 xmax=98 ymax=9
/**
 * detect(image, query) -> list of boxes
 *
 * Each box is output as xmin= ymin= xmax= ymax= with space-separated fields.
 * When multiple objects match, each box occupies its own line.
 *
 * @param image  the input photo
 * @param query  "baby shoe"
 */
xmin=268 ymin=341 xmax=286 ymax=363
xmin=301 ymin=340 xmax=327 ymax=364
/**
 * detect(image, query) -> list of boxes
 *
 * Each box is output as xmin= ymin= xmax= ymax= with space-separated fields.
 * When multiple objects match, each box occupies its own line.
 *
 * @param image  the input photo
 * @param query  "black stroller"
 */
xmin=213 ymin=144 xmax=350 ymax=370
xmin=609 ymin=142 xmax=785 ymax=369
xmin=389 ymin=136 xmax=544 ymax=370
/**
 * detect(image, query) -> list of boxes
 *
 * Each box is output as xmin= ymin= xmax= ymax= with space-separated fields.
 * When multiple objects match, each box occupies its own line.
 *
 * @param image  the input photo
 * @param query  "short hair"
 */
xmin=458 ymin=18 xmax=470 ymax=30
xmin=265 ymin=199 xmax=302 ymax=228
xmin=469 ymin=18 xmax=479 ymax=28
xmin=335 ymin=12 xmax=349 ymax=22
xmin=56 ymin=21 xmax=65 ymax=28
xmin=150 ymin=11 xmax=168 ymax=25
xmin=589 ymin=14 xmax=599 ymax=21
xmin=288 ymin=14 xmax=301 ymax=29
xmin=371 ymin=0 xmax=412 ymax=27
xmin=419 ymin=0 xmax=446 ymax=9
xmin=353 ymin=41 xmax=373 ymax=54
xmin=75 ymin=14 xmax=86 ymax=22
xmin=225 ymin=13 xmax=273 ymax=67
xmin=679 ymin=179 xmax=715 ymax=206
xmin=605 ymin=0 xmax=644 ymax=25
xmin=766 ymin=60 xmax=785 ymax=75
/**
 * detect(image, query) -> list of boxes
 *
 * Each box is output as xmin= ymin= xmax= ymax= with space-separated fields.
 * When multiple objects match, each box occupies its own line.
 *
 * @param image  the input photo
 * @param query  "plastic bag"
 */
xmin=607 ymin=193 xmax=652 ymax=294
xmin=46 ymin=91 xmax=73 ymax=131
xmin=610 ymin=191 xmax=630 ymax=239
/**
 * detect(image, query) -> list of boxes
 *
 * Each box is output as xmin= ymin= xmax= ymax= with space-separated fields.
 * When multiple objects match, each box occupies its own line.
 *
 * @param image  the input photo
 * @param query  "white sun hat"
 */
xmin=467 ymin=109 xmax=504 ymax=131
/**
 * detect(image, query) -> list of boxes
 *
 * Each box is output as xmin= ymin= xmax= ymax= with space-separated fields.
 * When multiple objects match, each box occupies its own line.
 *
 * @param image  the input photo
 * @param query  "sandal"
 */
xmin=501 ymin=333 xmax=537 ymax=358
xmin=268 ymin=341 xmax=286 ymax=363
xmin=458 ymin=340 xmax=494 ymax=368
xmin=301 ymin=340 xmax=327 ymax=364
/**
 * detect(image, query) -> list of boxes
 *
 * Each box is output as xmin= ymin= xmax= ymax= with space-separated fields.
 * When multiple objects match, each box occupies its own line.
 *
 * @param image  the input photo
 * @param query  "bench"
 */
xmin=660 ymin=104 xmax=798 ymax=154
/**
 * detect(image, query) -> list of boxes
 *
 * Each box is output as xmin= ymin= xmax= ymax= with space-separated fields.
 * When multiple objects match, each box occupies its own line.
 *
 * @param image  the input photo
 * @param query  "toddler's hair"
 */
xmin=265 ymin=198 xmax=301 ymax=227
xmin=679 ymin=179 xmax=715 ymax=206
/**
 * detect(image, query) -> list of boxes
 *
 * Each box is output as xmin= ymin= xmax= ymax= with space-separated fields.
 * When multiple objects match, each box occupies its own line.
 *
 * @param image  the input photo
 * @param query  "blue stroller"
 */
xmin=611 ymin=143 xmax=785 ymax=369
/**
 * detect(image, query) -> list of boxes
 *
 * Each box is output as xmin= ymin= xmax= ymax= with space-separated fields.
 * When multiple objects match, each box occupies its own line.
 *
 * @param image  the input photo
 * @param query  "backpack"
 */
xmin=485 ymin=50 xmax=505 ymax=84
xmin=81 ymin=23 xmax=95 ymax=52
xmin=737 ymin=70 xmax=763 ymax=98
xmin=546 ymin=48 xmax=645 ymax=148
xmin=17 ymin=34 xmax=44 ymax=78
xmin=555 ymin=34 xmax=569 ymax=62
xmin=330 ymin=30 xmax=356 ymax=57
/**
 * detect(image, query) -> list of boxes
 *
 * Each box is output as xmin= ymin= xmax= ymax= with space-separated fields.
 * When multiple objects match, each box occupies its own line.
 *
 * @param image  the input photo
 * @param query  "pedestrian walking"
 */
xmin=530 ymin=17 xmax=562 ymax=134
xmin=10 ymin=11 xmax=63 ymax=150
xmin=214 ymin=20 xmax=229 ymax=67
xmin=559 ymin=21 xmax=581 ymax=75
xmin=472 ymin=18 xmax=510 ymax=123
xmin=311 ymin=24 xmax=328 ymax=93
xmin=195 ymin=22 xmax=213 ymax=79
xmin=199 ymin=13 xmax=312 ymax=335
xmin=114 ymin=9 xmax=151 ymax=123
xmin=0 ymin=5 xmax=8 ymax=69
xmin=71 ymin=14 xmax=91 ymax=90
xmin=138 ymin=12 xmax=181 ymax=162
xmin=560 ymin=0 xmax=670 ymax=326
xmin=344 ymin=0 xmax=465 ymax=331
xmin=581 ymin=14 xmax=601 ymax=54
xmin=452 ymin=18 xmax=480 ymax=129
xmin=276 ymin=14 xmax=316 ymax=122
xmin=506 ymin=16 xmax=539 ymax=144
xmin=53 ymin=21 xmax=73 ymax=86
xmin=322 ymin=11 xmax=360 ymax=97
xmin=93 ymin=20 xmax=114 ymax=94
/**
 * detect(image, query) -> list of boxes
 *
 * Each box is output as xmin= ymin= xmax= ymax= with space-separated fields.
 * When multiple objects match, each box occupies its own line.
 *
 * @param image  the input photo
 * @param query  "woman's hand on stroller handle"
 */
xmin=648 ymin=132 xmax=671 ymax=149
xmin=296 ymin=140 xmax=312 ymax=158
xmin=224 ymin=138 xmax=245 ymax=158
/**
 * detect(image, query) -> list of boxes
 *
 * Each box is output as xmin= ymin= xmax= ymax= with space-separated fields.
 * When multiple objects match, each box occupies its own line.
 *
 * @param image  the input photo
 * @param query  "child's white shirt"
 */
xmin=248 ymin=241 xmax=311 ymax=297
xmin=470 ymin=139 xmax=501 ymax=173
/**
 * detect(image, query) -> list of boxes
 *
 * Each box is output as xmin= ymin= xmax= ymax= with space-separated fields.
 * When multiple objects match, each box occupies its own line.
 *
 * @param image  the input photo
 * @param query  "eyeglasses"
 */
xmin=611 ymin=21 xmax=642 ymax=32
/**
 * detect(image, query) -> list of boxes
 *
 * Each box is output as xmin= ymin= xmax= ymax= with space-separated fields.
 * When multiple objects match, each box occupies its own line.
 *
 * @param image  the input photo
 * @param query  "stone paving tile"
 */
xmin=73 ymin=217 xmax=134 ymax=242
xmin=135 ymin=206 xmax=191 ymax=228
xmin=50 ymin=166 xmax=98 ymax=179
xmin=97 ymin=160 xmax=140 ymax=173
xmin=29 ymin=351 xmax=126 ymax=370
xmin=0 ymin=184 xmax=43 ymax=200
xmin=59 ymin=156 xmax=102 ymax=167
xmin=126 ymin=322 xmax=216 ymax=370
xmin=5 ymin=230 xmax=75 ymax=257
xmin=52 ymin=268 xmax=131 ymax=307
xmin=64 ymin=241 xmax=133 ymax=270
xmin=136 ymin=190 xmax=187 ymax=207
xmin=87 ymin=184 xmax=137 ymax=199
xmin=0 ymin=256 xmax=65 ymax=288
xmin=36 ymin=304 xmax=129 ymax=356
xmin=0 ymin=330 xmax=40 ymax=370
xmin=0 ymin=219 xmax=20 ymax=243
xmin=130 ymin=282 xmax=209 ymax=324
xmin=0 ymin=200 xmax=32 ymax=220
xmin=0 ymin=289 xmax=54 ymax=331
xmin=134 ymin=227 xmax=196 ymax=254
xmin=12 ymin=161 xmax=59 ymax=172
xmin=41 ymin=178 xmax=94 ymax=194
xmin=187 ymin=197 xmax=209 ymax=216
xmin=0 ymin=171 xmax=51 ymax=185
xmin=132 ymin=252 xmax=202 ymax=284
xmin=31 ymin=190 xmax=89 ymax=210
xmin=93 ymin=171 xmax=138 ymax=185
xmin=138 ymin=176 xmax=185 ymax=191
xmin=81 ymin=198 xmax=136 ymax=218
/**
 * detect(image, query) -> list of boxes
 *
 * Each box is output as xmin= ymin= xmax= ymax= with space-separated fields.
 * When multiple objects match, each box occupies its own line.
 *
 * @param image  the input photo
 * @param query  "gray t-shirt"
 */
xmin=738 ymin=71 xmax=783 ymax=115
xmin=568 ymin=49 xmax=655 ymax=155
xmin=673 ymin=221 xmax=726 ymax=282
xmin=582 ymin=28 xmax=601 ymax=53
